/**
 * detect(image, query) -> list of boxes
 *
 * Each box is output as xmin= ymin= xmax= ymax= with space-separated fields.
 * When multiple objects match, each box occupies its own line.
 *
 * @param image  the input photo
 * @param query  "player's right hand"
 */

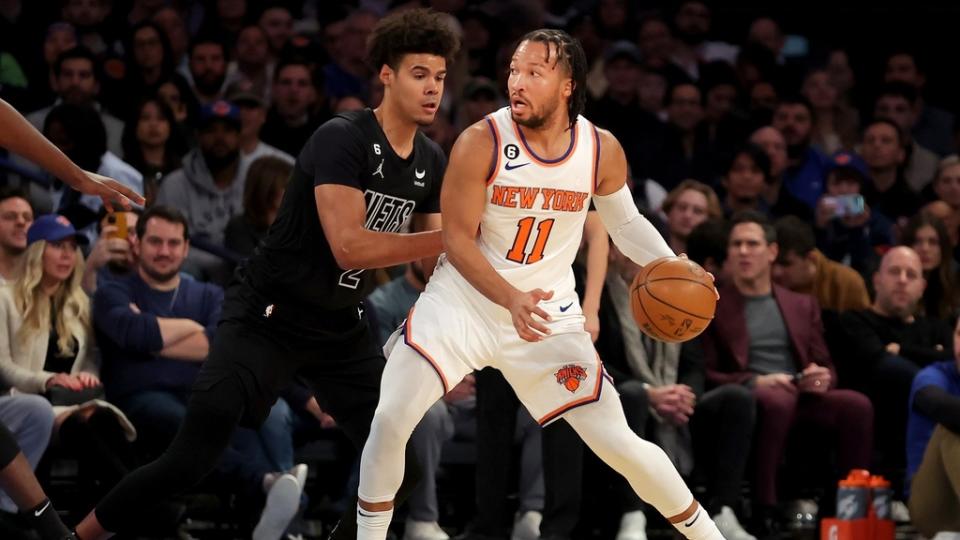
xmin=508 ymin=288 xmax=554 ymax=342
xmin=75 ymin=170 xmax=145 ymax=211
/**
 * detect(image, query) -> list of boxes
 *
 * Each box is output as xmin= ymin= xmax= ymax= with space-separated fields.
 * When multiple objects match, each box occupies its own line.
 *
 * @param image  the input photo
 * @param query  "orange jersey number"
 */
xmin=506 ymin=217 xmax=555 ymax=264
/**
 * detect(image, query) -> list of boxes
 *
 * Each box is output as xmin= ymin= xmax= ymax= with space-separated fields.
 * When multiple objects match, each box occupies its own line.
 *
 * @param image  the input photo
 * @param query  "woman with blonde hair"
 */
xmin=0 ymin=215 xmax=135 ymax=507
xmin=660 ymin=179 xmax=723 ymax=254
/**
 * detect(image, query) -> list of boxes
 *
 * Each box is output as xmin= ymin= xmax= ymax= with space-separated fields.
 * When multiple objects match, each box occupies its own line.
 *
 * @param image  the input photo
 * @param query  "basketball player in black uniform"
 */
xmin=72 ymin=9 xmax=459 ymax=540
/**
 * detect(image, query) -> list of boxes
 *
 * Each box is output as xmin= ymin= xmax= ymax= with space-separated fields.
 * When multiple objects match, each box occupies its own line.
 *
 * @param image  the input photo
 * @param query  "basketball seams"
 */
xmin=635 ymin=285 xmax=675 ymax=342
xmin=645 ymin=276 xmax=716 ymax=291
xmin=644 ymin=284 xmax=715 ymax=320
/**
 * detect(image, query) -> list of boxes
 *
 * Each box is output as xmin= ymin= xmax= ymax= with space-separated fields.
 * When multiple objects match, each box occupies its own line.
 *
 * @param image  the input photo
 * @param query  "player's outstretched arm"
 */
xmin=315 ymin=184 xmax=443 ymax=270
xmin=442 ymin=122 xmax=553 ymax=342
xmin=592 ymin=128 xmax=674 ymax=266
xmin=0 ymin=98 xmax=144 ymax=211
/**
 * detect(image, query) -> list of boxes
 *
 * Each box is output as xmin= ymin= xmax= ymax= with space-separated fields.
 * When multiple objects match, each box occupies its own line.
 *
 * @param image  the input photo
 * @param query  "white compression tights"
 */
xmin=357 ymin=343 xmax=719 ymax=540
xmin=358 ymin=343 xmax=447 ymax=506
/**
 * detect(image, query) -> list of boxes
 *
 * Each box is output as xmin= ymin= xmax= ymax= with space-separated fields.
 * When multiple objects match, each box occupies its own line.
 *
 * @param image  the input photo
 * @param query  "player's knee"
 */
xmin=370 ymin=408 xmax=418 ymax=447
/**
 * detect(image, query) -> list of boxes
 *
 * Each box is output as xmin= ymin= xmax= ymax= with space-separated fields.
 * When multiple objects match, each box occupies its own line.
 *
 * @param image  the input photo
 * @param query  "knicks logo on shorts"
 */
xmin=555 ymin=364 xmax=588 ymax=393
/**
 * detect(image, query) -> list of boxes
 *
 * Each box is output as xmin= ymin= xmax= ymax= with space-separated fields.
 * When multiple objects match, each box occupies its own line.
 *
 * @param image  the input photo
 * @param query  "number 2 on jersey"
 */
xmin=506 ymin=217 xmax=555 ymax=264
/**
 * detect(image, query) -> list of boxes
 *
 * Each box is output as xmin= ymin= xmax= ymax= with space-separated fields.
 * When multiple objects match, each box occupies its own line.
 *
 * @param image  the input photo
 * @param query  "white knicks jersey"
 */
xmin=479 ymin=107 xmax=599 ymax=295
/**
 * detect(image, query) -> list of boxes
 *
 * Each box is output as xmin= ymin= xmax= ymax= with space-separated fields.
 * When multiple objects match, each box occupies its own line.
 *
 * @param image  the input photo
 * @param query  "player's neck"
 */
xmin=515 ymin=112 xmax=572 ymax=157
xmin=374 ymin=103 xmax=417 ymax=159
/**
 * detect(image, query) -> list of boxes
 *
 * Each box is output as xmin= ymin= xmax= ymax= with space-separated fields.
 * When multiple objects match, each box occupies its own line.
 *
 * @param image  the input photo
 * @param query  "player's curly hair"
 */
xmin=367 ymin=8 xmax=460 ymax=72
xmin=519 ymin=29 xmax=587 ymax=130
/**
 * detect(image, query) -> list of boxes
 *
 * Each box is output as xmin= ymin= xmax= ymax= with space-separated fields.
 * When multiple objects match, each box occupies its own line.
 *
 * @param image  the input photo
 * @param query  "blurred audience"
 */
xmin=900 ymin=213 xmax=960 ymax=322
xmin=187 ymin=35 xmax=228 ymax=105
xmin=814 ymin=151 xmax=894 ymax=279
xmin=224 ymin=156 xmax=292 ymax=258
xmin=121 ymin=97 xmax=189 ymax=204
xmin=92 ymin=205 xmax=303 ymax=533
xmin=597 ymin=244 xmax=756 ymax=540
xmin=773 ymin=215 xmax=870 ymax=313
xmin=661 ymin=180 xmax=722 ymax=254
xmin=703 ymin=211 xmax=872 ymax=533
xmin=840 ymin=247 xmax=952 ymax=489
xmin=0 ymin=215 xmax=136 ymax=506
xmin=0 ymin=188 xmax=33 ymax=283
xmin=905 ymin=317 xmax=960 ymax=537
xmin=874 ymin=82 xmax=939 ymax=192
xmin=772 ymin=96 xmax=827 ymax=208
xmin=27 ymin=46 xmax=124 ymax=157
xmin=861 ymin=119 xmax=922 ymax=224
xmin=260 ymin=58 xmax=325 ymax=157
xmin=883 ymin=50 xmax=955 ymax=157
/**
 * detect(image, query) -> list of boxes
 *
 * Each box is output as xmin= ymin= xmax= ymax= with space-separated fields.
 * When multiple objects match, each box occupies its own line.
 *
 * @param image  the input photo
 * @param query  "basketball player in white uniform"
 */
xmin=355 ymin=30 xmax=725 ymax=540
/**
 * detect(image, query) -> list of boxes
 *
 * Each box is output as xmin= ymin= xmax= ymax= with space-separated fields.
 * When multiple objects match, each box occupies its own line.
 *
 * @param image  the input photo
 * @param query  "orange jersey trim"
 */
xmin=537 ymin=352 xmax=605 ymax=425
xmin=403 ymin=307 xmax=450 ymax=394
xmin=511 ymin=119 xmax=579 ymax=167
xmin=484 ymin=116 xmax=501 ymax=186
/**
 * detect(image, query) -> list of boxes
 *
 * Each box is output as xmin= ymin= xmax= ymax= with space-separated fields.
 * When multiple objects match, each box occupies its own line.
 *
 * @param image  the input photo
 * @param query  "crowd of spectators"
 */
xmin=0 ymin=1 xmax=959 ymax=539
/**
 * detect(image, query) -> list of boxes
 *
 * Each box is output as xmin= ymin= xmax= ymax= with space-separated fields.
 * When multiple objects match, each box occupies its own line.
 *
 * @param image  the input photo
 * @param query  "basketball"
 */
xmin=630 ymin=256 xmax=716 ymax=343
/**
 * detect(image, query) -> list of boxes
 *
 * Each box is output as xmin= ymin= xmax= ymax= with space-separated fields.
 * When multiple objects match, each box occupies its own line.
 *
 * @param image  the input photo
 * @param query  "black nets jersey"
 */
xmin=240 ymin=109 xmax=445 ymax=316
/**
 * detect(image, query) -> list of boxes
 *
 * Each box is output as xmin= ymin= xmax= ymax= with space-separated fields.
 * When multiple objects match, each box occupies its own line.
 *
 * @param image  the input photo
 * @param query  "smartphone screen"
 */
xmin=822 ymin=194 xmax=864 ymax=217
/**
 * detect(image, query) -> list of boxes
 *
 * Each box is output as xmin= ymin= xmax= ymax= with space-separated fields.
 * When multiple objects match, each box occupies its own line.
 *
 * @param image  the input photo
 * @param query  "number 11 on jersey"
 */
xmin=506 ymin=217 xmax=555 ymax=264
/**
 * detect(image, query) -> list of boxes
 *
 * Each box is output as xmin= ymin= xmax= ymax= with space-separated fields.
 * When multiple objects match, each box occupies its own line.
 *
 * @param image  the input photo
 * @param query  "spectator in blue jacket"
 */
xmin=93 ymin=205 xmax=305 ymax=537
xmin=906 ymin=317 xmax=960 ymax=537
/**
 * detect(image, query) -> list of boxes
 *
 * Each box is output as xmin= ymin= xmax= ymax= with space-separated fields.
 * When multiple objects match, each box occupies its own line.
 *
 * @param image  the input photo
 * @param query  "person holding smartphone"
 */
xmin=814 ymin=151 xmax=895 ymax=279
xmin=81 ymin=211 xmax=140 ymax=295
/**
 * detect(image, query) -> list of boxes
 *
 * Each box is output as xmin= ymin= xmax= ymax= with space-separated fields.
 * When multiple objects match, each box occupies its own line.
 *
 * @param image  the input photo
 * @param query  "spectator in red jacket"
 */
xmin=702 ymin=210 xmax=873 ymax=530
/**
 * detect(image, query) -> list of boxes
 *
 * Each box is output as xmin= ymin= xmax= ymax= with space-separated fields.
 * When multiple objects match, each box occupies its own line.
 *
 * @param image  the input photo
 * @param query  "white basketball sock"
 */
xmin=672 ymin=506 xmax=724 ymax=540
xmin=357 ymin=504 xmax=393 ymax=540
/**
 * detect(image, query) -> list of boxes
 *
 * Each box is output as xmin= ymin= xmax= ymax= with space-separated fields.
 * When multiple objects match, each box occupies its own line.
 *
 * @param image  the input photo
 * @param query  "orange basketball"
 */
xmin=630 ymin=256 xmax=716 ymax=343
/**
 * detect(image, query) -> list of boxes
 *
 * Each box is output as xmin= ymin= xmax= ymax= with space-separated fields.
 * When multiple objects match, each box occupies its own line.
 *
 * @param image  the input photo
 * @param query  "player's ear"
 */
xmin=379 ymin=64 xmax=394 ymax=87
xmin=562 ymin=78 xmax=573 ymax=99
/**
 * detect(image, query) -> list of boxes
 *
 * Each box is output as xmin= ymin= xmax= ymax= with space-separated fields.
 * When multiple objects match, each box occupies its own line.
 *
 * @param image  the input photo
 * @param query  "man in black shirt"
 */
xmin=73 ymin=9 xmax=460 ymax=540
xmin=260 ymin=58 xmax=329 ymax=157
xmin=860 ymin=119 xmax=921 ymax=225
xmin=840 ymin=246 xmax=952 ymax=488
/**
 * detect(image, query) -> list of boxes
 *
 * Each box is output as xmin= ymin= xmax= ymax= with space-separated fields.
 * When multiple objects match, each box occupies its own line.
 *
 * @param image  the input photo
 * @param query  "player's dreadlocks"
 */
xmin=519 ymin=29 xmax=588 ymax=130
xmin=367 ymin=8 xmax=461 ymax=72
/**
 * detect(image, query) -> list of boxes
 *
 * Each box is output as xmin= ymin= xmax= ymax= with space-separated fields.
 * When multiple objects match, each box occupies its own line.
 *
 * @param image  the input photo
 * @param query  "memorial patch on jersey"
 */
xmin=364 ymin=190 xmax=416 ymax=232
xmin=490 ymin=185 xmax=589 ymax=212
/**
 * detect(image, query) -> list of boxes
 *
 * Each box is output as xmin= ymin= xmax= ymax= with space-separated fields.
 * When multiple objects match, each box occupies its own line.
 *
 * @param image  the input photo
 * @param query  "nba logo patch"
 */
xmin=555 ymin=364 xmax=588 ymax=393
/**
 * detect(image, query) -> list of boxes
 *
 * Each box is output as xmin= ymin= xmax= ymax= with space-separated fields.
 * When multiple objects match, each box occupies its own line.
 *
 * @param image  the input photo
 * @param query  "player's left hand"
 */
xmin=72 ymin=170 xmax=145 ymax=211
